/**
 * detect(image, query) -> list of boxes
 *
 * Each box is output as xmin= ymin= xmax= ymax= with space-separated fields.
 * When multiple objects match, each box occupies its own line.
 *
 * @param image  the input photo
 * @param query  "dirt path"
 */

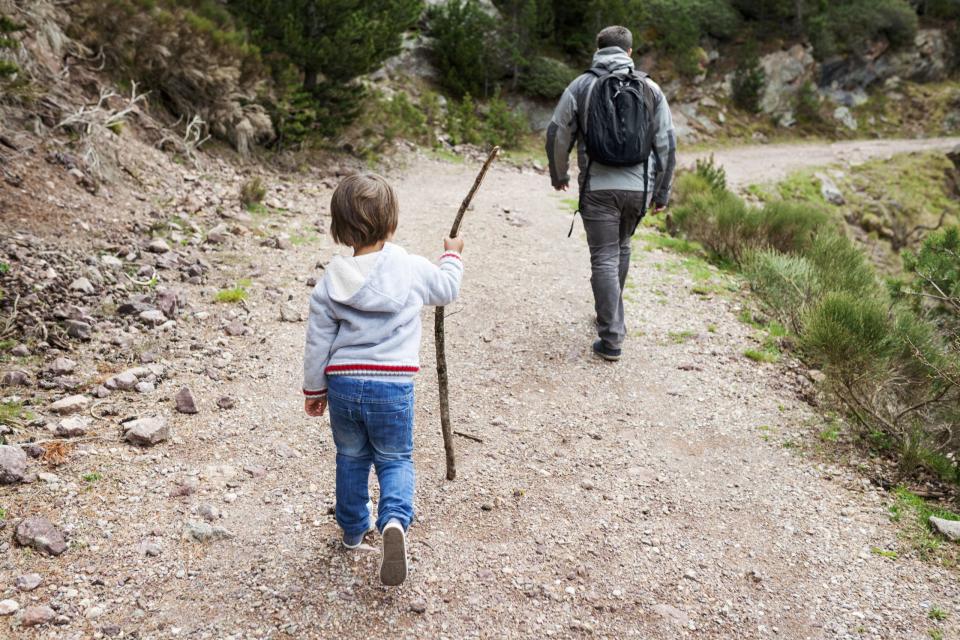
xmin=3 ymin=140 xmax=959 ymax=639
xmin=688 ymin=136 xmax=960 ymax=188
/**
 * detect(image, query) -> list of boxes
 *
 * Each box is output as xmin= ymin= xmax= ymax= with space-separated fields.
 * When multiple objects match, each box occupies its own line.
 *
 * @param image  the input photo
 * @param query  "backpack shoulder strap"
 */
xmin=585 ymin=67 xmax=609 ymax=78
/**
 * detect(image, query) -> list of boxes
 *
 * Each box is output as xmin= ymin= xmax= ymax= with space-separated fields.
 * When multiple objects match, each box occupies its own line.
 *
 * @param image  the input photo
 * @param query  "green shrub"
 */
xmin=794 ymin=81 xmax=822 ymax=126
xmin=0 ymin=13 xmax=25 ymax=82
xmin=427 ymin=0 xmax=500 ymax=98
xmin=806 ymin=231 xmax=878 ymax=300
xmin=446 ymin=94 xmax=483 ymax=146
xmin=809 ymin=0 xmax=918 ymax=59
xmin=239 ymin=177 xmax=266 ymax=208
xmin=482 ymin=91 xmax=529 ymax=148
xmin=732 ymin=41 xmax=765 ymax=114
xmin=744 ymin=250 xmax=819 ymax=333
xmin=694 ymin=154 xmax=727 ymax=193
xmin=760 ymin=201 xmax=829 ymax=255
xmin=902 ymin=226 xmax=960 ymax=323
xmin=802 ymin=292 xmax=893 ymax=376
xmin=522 ymin=56 xmax=578 ymax=99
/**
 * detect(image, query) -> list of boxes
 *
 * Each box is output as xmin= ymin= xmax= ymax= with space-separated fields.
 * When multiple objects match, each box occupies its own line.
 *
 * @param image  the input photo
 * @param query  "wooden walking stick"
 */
xmin=436 ymin=146 xmax=500 ymax=481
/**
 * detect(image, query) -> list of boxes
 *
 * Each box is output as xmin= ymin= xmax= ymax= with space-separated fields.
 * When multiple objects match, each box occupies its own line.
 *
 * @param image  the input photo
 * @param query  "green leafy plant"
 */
xmin=427 ymin=0 xmax=499 ymax=98
xmin=240 ymin=177 xmax=266 ymax=209
xmin=731 ymin=41 xmax=765 ymax=114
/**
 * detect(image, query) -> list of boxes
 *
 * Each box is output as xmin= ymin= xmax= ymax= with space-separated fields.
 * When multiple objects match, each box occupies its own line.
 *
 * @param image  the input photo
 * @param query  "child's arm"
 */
xmin=413 ymin=237 xmax=465 ymax=306
xmin=302 ymin=285 xmax=339 ymax=411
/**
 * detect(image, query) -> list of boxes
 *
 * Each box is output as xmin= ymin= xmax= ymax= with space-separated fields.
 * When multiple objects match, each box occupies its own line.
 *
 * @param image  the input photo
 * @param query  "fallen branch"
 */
xmin=453 ymin=430 xmax=484 ymax=443
xmin=435 ymin=146 xmax=499 ymax=481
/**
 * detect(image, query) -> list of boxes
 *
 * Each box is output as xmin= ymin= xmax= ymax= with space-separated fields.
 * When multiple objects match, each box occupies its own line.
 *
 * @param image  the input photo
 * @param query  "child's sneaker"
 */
xmin=342 ymin=520 xmax=375 ymax=549
xmin=380 ymin=519 xmax=407 ymax=586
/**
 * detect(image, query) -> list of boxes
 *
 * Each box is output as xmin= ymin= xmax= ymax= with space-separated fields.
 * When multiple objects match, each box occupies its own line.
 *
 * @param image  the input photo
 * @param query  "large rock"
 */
xmin=22 ymin=605 xmax=55 ymax=627
xmin=1 ymin=370 xmax=29 ymax=386
xmin=123 ymin=417 xmax=169 ymax=446
xmin=49 ymin=394 xmax=89 ymax=415
xmin=820 ymin=29 xmax=949 ymax=92
xmin=14 ymin=517 xmax=68 ymax=556
xmin=815 ymin=172 xmax=845 ymax=205
xmin=50 ymin=357 xmax=77 ymax=375
xmin=184 ymin=520 xmax=234 ymax=542
xmin=52 ymin=416 xmax=89 ymax=438
xmin=929 ymin=516 xmax=960 ymax=541
xmin=833 ymin=106 xmax=858 ymax=131
xmin=107 ymin=370 xmax=138 ymax=391
xmin=759 ymin=44 xmax=816 ymax=116
xmin=174 ymin=387 xmax=198 ymax=414
xmin=0 ymin=445 xmax=27 ymax=484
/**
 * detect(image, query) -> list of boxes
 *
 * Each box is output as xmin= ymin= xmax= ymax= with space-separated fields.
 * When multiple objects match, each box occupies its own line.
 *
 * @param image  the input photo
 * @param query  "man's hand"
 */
xmin=444 ymin=236 xmax=465 ymax=254
xmin=554 ymin=182 xmax=569 ymax=192
xmin=304 ymin=396 xmax=327 ymax=417
xmin=652 ymin=203 xmax=668 ymax=214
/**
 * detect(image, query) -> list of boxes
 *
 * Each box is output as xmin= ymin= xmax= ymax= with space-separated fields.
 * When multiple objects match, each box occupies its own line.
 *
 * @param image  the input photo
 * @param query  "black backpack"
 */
xmin=581 ymin=68 xmax=657 ymax=168
xmin=567 ymin=67 xmax=658 ymax=238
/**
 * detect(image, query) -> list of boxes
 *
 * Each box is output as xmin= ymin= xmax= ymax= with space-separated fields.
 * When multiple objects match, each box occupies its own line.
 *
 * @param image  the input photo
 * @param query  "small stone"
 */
xmin=14 ymin=517 xmax=68 ymax=556
xmin=652 ymin=603 xmax=690 ymax=627
xmin=185 ymin=520 xmax=234 ymax=542
xmin=139 ymin=309 xmax=166 ymax=326
xmin=175 ymin=387 xmax=198 ymax=414
xmin=243 ymin=463 xmax=266 ymax=478
xmin=10 ymin=344 xmax=30 ymax=357
xmin=21 ymin=444 xmax=44 ymax=459
xmin=135 ymin=381 xmax=155 ymax=394
xmin=217 ymin=396 xmax=236 ymax=410
xmin=279 ymin=305 xmax=302 ymax=322
xmin=93 ymin=385 xmax=110 ymax=398
xmin=109 ymin=370 xmax=138 ymax=391
xmin=224 ymin=320 xmax=247 ymax=336
xmin=69 ymin=277 xmax=95 ymax=294
xmin=137 ymin=541 xmax=162 ymax=557
xmin=85 ymin=605 xmax=105 ymax=620
xmin=53 ymin=416 xmax=90 ymax=438
xmin=1 ymin=370 xmax=29 ymax=386
xmin=197 ymin=503 xmax=220 ymax=521
xmin=409 ymin=598 xmax=427 ymax=614
xmin=64 ymin=320 xmax=92 ymax=340
xmin=223 ymin=492 xmax=237 ymax=504
xmin=102 ymin=624 xmax=121 ymax=637
xmin=147 ymin=238 xmax=171 ymax=253
xmin=480 ymin=502 xmax=494 ymax=511
xmin=683 ymin=569 xmax=698 ymax=581
xmin=170 ymin=478 xmax=198 ymax=497
xmin=50 ymin=357 xmax=77 ymax=375
xmin=0 ymin=445 xmax=27 ymax=484
xmin=22 ymin=605 xmax=56 ymax=627
xmin=929 ymin=516 xmax=960 ymax=541
xmin=123 ymin=417 xmax=169 ymax=446
xmin=206 ymin=224 xmax=231 ymax=244
xmin=0 ymin=599 xmax=19 ymax=615
xmin=16 ymin=574 xmax=42 ymax=592
xmin=49 ymin=394 xmax=89 ymax=415
xmin=580 ymin=480 xmax=595 ymax=491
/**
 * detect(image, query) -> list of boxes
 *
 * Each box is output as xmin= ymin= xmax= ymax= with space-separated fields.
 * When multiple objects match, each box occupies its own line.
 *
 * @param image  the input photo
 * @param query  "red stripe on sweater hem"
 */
xmin=325 ymin=364 xmax=420 ymax=374
xmin=440 ymin=252 xmax=462 ymax=262
xmin=303 ymin=389 xmax=327 ymax=397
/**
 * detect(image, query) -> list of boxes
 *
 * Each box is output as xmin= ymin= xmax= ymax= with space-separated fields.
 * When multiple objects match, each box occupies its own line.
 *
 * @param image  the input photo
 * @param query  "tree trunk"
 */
xmin=303 ymin=68 xmax=319 ymax=94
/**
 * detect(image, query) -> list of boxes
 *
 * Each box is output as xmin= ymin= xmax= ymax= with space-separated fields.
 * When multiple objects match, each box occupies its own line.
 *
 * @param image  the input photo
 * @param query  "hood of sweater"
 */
xmin=591 ymin=47 xmax=635 ymax=74
xmin=325 ymin=242 xmax=412 ymax=313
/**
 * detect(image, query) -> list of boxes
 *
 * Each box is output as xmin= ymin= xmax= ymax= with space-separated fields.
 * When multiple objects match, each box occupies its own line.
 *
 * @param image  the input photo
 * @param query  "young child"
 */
xmin=302 ymin=173 xmax=464 ymax=586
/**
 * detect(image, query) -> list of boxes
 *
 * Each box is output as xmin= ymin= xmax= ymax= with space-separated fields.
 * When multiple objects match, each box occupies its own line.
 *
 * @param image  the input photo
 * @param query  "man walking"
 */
xmin=546 ymin=25 xmax=676 ymax=362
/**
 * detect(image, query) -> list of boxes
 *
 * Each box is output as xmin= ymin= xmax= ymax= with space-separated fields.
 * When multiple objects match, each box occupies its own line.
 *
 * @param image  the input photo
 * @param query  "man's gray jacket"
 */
xmin=545 ymin=47 xmax=677 ymax=206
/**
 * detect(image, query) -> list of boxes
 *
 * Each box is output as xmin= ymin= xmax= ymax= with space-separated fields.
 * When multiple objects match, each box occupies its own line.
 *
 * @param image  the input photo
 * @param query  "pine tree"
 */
xmin=229 ymin=0 xmax=422 ymax=94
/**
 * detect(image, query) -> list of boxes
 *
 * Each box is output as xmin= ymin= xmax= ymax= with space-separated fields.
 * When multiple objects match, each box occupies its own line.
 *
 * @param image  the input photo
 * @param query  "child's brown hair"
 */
xmin=330 ymin=173 xmax=399 ymax=248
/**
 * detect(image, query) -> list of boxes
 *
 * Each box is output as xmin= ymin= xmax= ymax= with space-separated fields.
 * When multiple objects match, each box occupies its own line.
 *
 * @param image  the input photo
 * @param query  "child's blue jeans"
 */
xmin=327 ymin=376 xmax=415 ymax=537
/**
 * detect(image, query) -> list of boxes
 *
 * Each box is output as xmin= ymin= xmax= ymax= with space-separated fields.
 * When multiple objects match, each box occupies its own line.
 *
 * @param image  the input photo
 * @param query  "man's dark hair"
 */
xmin=596 ymin=26 xmax=632 ymax=51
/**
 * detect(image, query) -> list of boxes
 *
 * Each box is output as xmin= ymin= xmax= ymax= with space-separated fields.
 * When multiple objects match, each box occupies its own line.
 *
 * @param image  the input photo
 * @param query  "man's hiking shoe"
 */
xmin=342 ymin=520 xmax=375 ymax=549
xmin=593 ymin=339 xmax=622 ymax=362
xmin=380 ymin=519 xmax=408 ymax=586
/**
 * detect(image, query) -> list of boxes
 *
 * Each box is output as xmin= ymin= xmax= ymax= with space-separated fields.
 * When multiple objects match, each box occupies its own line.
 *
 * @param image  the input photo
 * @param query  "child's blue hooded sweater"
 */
xmin=303 ymin=242 xmax=464 ymax=397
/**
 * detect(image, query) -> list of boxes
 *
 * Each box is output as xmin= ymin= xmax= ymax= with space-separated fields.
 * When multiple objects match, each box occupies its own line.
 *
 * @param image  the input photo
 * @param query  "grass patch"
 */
xmin=214 ymin=280 xmax=251 ymax=304
xmin=639 ymin=232 xmax=703 ymax=256
xmin=744 ymin=347 xmax=779 ymax=363
xmin=0 ymin=339 xmax=16 ymax=352
xmin=82 ymin=472 xmax=102 ymax=483
xmin=870 ymin=546 xmax=898 ymax=559
xmin=0 ymin=401 xmax=29 ymax=427
xmin=819 ymin=421 xmax=842 ymax=442
xmin=428 ymin=147 xmax=465 ymax=164
xmin=929 ymin=606 xmax=948 ymax=621
xmin=667 ymin=330 xmax=696 ymax=344
xmin=889 ymin=487 xmax=960 ymax=564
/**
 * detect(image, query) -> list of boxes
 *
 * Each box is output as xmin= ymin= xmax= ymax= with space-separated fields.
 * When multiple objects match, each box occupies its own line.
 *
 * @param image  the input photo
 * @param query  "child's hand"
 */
xmin=304 ymin=396 xmax=327 ymax=417
xmin=444 ymin=236 xmax=464 ymax=254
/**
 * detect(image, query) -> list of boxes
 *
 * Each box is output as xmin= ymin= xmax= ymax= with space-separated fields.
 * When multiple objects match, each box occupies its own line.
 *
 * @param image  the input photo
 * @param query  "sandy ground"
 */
xmin=2 ymin=139 xmax=959 ymax=640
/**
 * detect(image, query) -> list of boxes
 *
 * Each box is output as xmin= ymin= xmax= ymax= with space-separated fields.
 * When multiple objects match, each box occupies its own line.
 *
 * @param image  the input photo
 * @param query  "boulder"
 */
xmin=49 ymin=394 xmax=89 ymax=415
xmin=50 ymin=357 xmax=77 ymax=375
xmin=759 ymin=44 xmax=816 ymax=116
xmin=146 ymin=238 xmax=171 ymax=254
xmin=833 ymin=106 xmax=858 ymax=131
xmin=1 ymin=370 xmax=29 ymax=387
xmin=52 ymin=416 xmax=90 ymax=438
xmin=22 ymin=605 xmax=55 ymax=627
xmin=175 ymin=387 xmax=198 ymax=414
xmin=0 ymin=445 xmax=27 ymax=484
xmin=929 ymin=516 xmax=960 ymax=541
xmin=123 ymin=417 xmax=169 ymax=446
xmin=815 ymin=172 xmax=845 ymax=205
xmin=14 ymin=517 xmax=67 ymax=556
